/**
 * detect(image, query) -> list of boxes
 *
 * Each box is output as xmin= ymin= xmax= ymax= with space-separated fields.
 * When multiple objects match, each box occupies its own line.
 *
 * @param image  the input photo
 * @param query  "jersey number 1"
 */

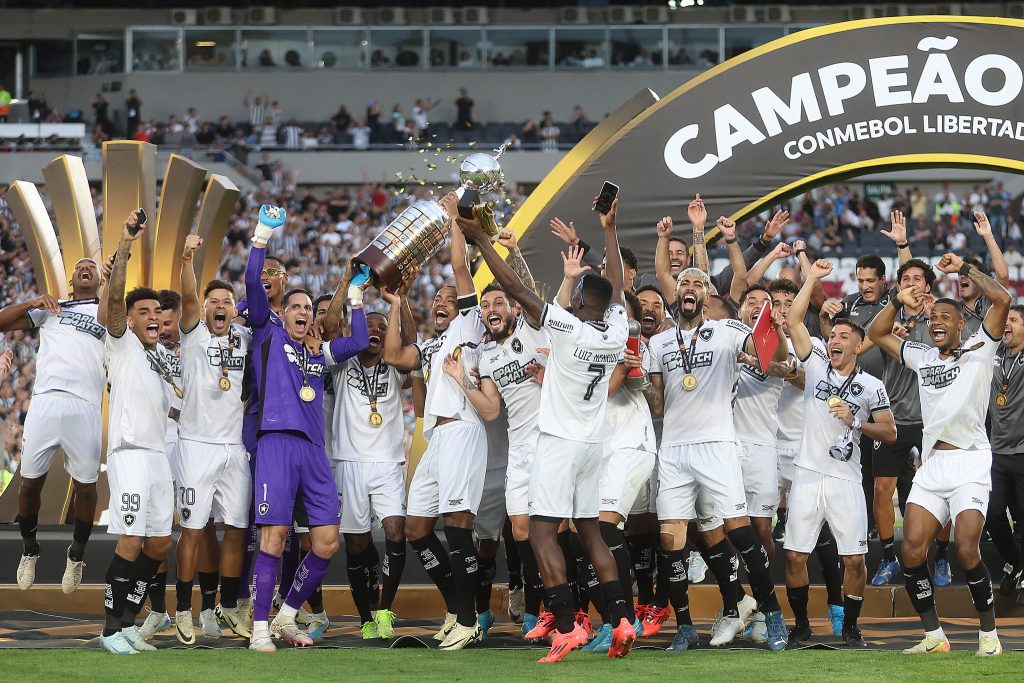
xmin=583 ymin=363 xmax=605 ymax=401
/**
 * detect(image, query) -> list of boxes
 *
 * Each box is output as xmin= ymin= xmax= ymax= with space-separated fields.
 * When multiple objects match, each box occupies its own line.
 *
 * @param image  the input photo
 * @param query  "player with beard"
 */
xmin=868 ymin=252 xmax=1011 ymax=656
xmin=459 ymin=196 xmax=637 ymax=663
xmin=0 ymin=256 xmax=104 ymax=595
xmin=96 ymin=211 xmax=175 ymax=654
xmin=171 ymin=234 xmax=253 ymax=644
xmin=644 ymin=261 xmax=790 ymax=653
xmin=326 ymin=275 xmax=417 ymax=640
xmin=785 ymin=259 xmax=897 ymax=649
xmin=383 ymin=193 xmax=488 ymax=651
xmin=245 ymin=204 xmax=369 ymax=653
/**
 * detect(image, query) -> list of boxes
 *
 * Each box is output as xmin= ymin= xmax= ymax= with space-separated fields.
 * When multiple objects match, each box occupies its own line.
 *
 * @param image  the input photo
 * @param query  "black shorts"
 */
xmin=871 ymin=423 xmax=922 ymax=478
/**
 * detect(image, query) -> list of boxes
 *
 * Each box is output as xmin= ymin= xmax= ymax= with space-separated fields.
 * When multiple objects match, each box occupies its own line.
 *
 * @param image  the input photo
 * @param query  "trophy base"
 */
xmin=356 ymin=245 xmax=404 ymax=292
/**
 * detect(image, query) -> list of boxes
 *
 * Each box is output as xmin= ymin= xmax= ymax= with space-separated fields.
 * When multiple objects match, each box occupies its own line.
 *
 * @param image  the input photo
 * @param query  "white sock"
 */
xmin=925 ymin=627 xmax=946 ymax=640
xmin=278 ymin=603 xmax=299 ymax=621
xmin=980 ymin=629 xmax=998 ymax=639
xmin=253 ymin=620 xmax=270 ymax=636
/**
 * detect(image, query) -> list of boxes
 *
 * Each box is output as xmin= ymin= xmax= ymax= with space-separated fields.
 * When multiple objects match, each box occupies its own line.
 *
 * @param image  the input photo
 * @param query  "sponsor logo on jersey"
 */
xmin=206 ymin=333 xmax=245 ymax=369
xmin=547 ymin=317 xmax=575 ymax=333
xmin=919 ymin=364 xmax=961 ymax=388
xmin=741 ymin=363 xmax=769 ymax=381
xmin=447 ymin=498 xmax=464 ymax=507
xmin=661 ymin=349 xmax=714 ymax=373
xmin=283 ymin=343 xmax=326 ymax=375
xmin=491 ymin=359 xmax=531 ymax=388
xmin=344 ymin=367 xmax=393 ymax=398
xmin=57 ymin=310 xmax=106 ymax=340
xmin=814 ymin=380 xmax=853 ymax=405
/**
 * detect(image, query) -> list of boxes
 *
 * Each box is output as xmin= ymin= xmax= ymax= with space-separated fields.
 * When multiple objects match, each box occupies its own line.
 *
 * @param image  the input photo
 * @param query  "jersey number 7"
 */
xmin=583 ymin=363 xmax=605 ymax=401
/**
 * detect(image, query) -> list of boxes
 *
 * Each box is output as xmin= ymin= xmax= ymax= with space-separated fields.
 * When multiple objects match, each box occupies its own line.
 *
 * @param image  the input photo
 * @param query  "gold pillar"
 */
xmin=6 ymin=181 xmax=69 ymax=299
xmin=42 ymin=155 xmax=102 ymax=276
xmin=151 ymin=155 xmax=207 ymax=292
xmin=102 ymin=141 xmax=156 ymax=288
xmin=192 ymin=174 xmax=241 ymax=290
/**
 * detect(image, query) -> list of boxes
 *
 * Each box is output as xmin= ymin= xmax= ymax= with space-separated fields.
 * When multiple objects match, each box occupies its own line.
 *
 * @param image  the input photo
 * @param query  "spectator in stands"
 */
xmin=27 ymin=91 xmax=48 ymax=123
xmin=501 ymin=131 xmax=522 ymax=151
xmin=0 ymin=83 xmax=11 ymax=123
xmin=125 ymin=89 xmax=142 ymax=138
xmin=411 ymin=97 xmax=440 ymax=140
xmin=166 ymin=114 xmax=184 ymax=147
xmin=349 ymin=118 xmax=371 ymax=150
xmin=316 ymin=126 xmax=335 ymax=146
xmin=216 ymin=115 xmax=234 ymax=142
xmin=92 ymin=93 xmax=111 ymax=135
xmin=569 ymin=105 xmax=590 ymax=141
xmin=269 ymin=100 xmax=284 ymax=127
xmin=258 ymin=114 xmax=278 ymax=148
xmin=371 ymin=49 xmax=390 ymax=67
xmin=520 ymin=118 xmax=538 ymax=145
xmin=392 ymin=104 xmax=411 ymax=142
xmin=229 ymin=129 xmax=251 ymax=164
xmin=283 ymin=119 xmax=303 ymax=150
xmin=366 ymin=100 xmax=382 ymax=142
xmin=454 ymin=88 xmax=475 ymax=131
xmin=244 ymin=90 xmax=268 ymax=127
xmin=195 ymin=122 xmax=216 ymax=146
xmin=540 ymin=111 xmax=560 ymax=151
xmin=457 ymin=51 xmax=477 ymax=69
xmin=582 ymin=49 xmax=605 ymax=68
xmin=332 ymin=105 xmax=352 ymax=132
xmin=258 ymin=49 xmax=275 ymax=67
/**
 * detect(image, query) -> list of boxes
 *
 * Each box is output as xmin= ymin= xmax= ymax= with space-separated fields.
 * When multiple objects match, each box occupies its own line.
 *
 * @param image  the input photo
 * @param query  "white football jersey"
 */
xmin=332 ymin=356 xmax=408 ymax=462
xmin=28 ymin=299 xmax=106 ymax=405
xmin=484 ymin=402 xmax=510 ymax=470
xmin=323 ymin=368 xmax=338 ymax=459
xmin=477 ymin=316 xmax=547 ymax=446
xmin=735 ymin=358 xmax=785 ymax=447
xmin=161 ymin=341 xmax=183 ymax=440
xmin=537 ymin=301 xmax=628 ymax=443
xmin=775 ymin=337 xmax=804 ymax=448
xmin=650 ymin=318 xmax=752 ymax=447
xmin=604 ymin=340 xmax=656 ymax=454
xmin=798 ymin=339 xmax=891 ymax=482
xmin=106 ymin=330 xmax=171 ymax=453
xmin=415 ymin=296 xmax=486 ymax=438
xmin=901 ymin=329 xmax=999 ymax=458
xmin=178 ymin=322 xmax=251 ymax=444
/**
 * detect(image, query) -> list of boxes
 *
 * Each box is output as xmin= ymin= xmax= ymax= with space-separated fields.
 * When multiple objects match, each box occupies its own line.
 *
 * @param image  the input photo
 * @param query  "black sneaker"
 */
xmin=999 ymin=563 xmax=1022 ymax=596
xmin=772 ymin=517 xmax=786 ymax=543
xmin=1017 ymin=589 xmax=1024 ymax=607
xmin=786 ymin=624 xmax=812 ymax=649
xmin=868 ymin=527 xmax=879 ymax=541
xmin=842 ymin=626 xmax=866 ymax=647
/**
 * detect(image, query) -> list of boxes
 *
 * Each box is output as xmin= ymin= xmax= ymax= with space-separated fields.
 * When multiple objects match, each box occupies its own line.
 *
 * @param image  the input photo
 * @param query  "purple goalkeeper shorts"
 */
xmin=253 ymin=432 xmax=339 ymax=527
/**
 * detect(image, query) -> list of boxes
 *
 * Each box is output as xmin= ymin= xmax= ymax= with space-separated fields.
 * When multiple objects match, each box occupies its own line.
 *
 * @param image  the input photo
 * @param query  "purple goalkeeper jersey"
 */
xmin=245 ymin=246 xmax=368 ymax=446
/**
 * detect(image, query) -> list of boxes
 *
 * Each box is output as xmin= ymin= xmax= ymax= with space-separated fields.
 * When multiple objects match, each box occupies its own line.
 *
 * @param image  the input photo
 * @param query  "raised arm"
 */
xmin=326 ymin=306 xmax=370 ymax=363
xmin=713 ymin=209 xmax=789 ymax=294
xmin=793 ymin=240 xmax=826 ymax=312
xmin=973 ymin=211 xmax=1011 ymax=288
xmin=745 ymin=242 xmax=791 ymax=287
xmin=556 ymin=244 xmax=591 ymax=308
xmin=245 ymin=204 xmax=286 ymax=328
xmin=440 ymin=193 xmax=476 ymax=299
xmin=655 ymin=215 xmax=676 ymax=303
xmin=937 ymin=251 xmax=1012 ymax=339
xmin=106 ymin=210 xmax=146 ymax=337
xmin=716 ymin=216 xmax=747 ymax=303
xmin=497 ymin=229 xmax=536 ymax=294
xmin=881 ymin=209 xmax=912 ymax=266
xmin=597 ymin=197 xmax=624 ymax=306
xmin=788 ymin=258 xmax=833 ymax=360
xmin=867 ymin=286 xmax=920 ymax=360
xmin=688 ymin=195 xmax=710 ymax=274
xmin=381 ymin=289 xmax=421 ymax=371
xmin=180 ymin=233 xmax=203 ymax=334
xmin=323 ymin=259 xmax=355 ymax=341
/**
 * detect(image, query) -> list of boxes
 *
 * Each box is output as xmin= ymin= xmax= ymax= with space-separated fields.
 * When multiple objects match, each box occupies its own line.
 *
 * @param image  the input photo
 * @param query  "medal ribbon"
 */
xmin=219 ymin=333 xmax=237 ymax=387
xmin=146 ymin=348 xmax=181 ymax=397
xmin=828 ymin=365 xmax=860 ymax=400
xmin=358 ymin=360 xmax=383 ymax=417
xmin=675 ymin=323 xmax=702 ymax=377
xmin=1000 ymin=349 xmax=1024 ymax=393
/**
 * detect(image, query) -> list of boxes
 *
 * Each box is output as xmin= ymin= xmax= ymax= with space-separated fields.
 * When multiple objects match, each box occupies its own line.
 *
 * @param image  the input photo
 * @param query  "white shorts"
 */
xmin=106 ymin=447 xmax=174 ymax=537
xmin=20 ymin=392 xmax=102 ymax=483
xmin=475 ymin=465 xmax=507 ymax=540
xmin=777 ymin=446 xmax=798 ymax=495
xmin=600 ymin=448 xmax=656 ymax=518
xmin=783 ymin=466 xmax=867 ymax=556
xmin=656 ymin=441 xmax=747 ymax=522
xmin=175 ymin=439 xmax=251 ymax=529
xmin=407 ymin=420 xmax=487 ymax=517
xmin=739 ymin=441 xmax=780 ymax=518
xmin=506 ymin=435 xmax=538 ymax=517
xmin=907 ymin=448 xmax=992 ymax=529
xmin=629 ymin=472 xmax=659 ymax=516
xmin=529 ymin=433 xmax=602 ymax=519
xmin=165 ymin=435 xmax=180 ymax=478
xmin=336 ymin=460 xmax=406 ymax=534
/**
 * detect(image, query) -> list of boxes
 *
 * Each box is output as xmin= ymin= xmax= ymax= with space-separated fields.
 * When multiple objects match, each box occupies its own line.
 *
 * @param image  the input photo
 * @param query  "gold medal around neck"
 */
xmin=827 ymin=395 xmax=842 ymax=408
xmin=996 ymin=393 xmax=1008 ymax=407
xmin=299 ymin=385 xmax=316 ymax=403
xmin=682 ymin=373 xmax=698 ymax=391
xmin=219 ymin=377 xmax=231 ymax=392
xmin=173 ymin=386 xmax=184 ymax=400
xmin=369 ymin=412 xmax=384 ymax=428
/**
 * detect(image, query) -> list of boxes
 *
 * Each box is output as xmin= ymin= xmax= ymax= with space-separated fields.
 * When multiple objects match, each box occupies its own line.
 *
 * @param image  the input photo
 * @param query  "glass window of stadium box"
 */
xmin=485 ymin=28 xmax=551 ymax=68
xmin=129 ymin=29 xmax=182 ymax=72
xmin=76 ymin=32 xmax=125 ymax=75
xmin=241 ymin=29 xmax=309 ymax=69
xmin=311 ymin=29 xmax=367 ymax=69
xmin=665 ymin=27 xmax=721 ymax=68
xmin=184 ymin=29 xmax=237 ymax=70
xmin=724 ymin=26 xmax=786 ymax=60
xmin=29 ymin=40 xmax=74 ymax=77
xmin=609 ymin=27 xmax=665 ymax=68
xmin=554 ymin=27 xmax=608 ymax=68
xmin=428 ymin=28 xmax=485 ymax=69
xmin=369 ymin=28 xmax=425 ymax=69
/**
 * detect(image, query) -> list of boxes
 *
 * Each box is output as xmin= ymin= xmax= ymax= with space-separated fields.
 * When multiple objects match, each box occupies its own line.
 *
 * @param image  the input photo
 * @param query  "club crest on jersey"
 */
xmin=258 ymin=502 xmax=270 ymax=516
xmin=919 ymin=364 xmax=961 ymax=388
xmin=207 ymin=345 xmax=245 ymax=370
xmin=850 ymin=383 xmax=864 ymax=396
xmin=283 ymin=343 xmax=326 ymax=375
xmin=181 ymin=507 xmax=191 ymax=522
xmin=699 ymin=328 xmax=714 ymax=341
xmin=123 ymin=513 xmax=136 ymax=527
xmin=58 ymin=311 xmax=106 ymax=340
xmin=511 ymin=338 xmax=523 ymax=353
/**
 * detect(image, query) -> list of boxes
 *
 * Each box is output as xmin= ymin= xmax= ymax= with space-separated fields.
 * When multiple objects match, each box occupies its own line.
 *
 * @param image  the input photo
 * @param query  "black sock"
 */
xmin=410 ymin=533 xmax=457 ymax=614
xmin=69 ymin=516 xmax=93 ymax=562
xmin=815 ymin=526 xmax=844 ymax=606
xmin=658 ymin=548 xmax=691 ymax=625
xmin=880 ymin=535 xmax=896 ymax=563
xmin=124 ymin=553 xmax=162 ymax=627
xmin=544 ymin=583 xmax=575 ymax=633
xmin=579 ymin=559 xmax=607 ymax=622
xmin=176 ymin=579 xmax=194 ymax=612
xmin=365 ymin=543 xmax=381 ymax=609
xmin=220 ymin=576 xmax=241 ymax=609
xmin=787 ymin=584 xmax=810 ymax=629
xmin=380 ymin=539 xmax=406 ymax=611
xmin=935 ymin=540 xmax=949 ymax=563
xmin=516 ymin=539 xmax=544 ymax=615
xmin=308 ymin=584 xmax=325 ymax=614
xmin=503 ymin=521 xmax=522 ymax=591
xmin=346 ymin=549 xmax=374 ymax=624
xmin=103 ymin=553 xmax=133 ymax=636
xmin=18 ymin=514 xmax=40 ymax=556
xmin=476 ymin=553 xmax=497 ymax=614
xmin=777 ymin=507 xmax=788 ymax=526
xmin=705 ymin=539 xmax=740 ymax=617
xmin=444 ymin=526 xmax=480 ymax=627
xmin=843 ymin=594 xmax=864 ymax=631
xmin=629 ymin=533 xmax=657 ymax=605
xmin=148 ymin=571 xmax=168 ymax=613
xmin=198 ymin=571 xmax=219 ymax=612
xmin=963 ymin=561 xmax=996 ymax=632
xmin=728 ymin=525 xmax=780 ymax=612
xmin=600 ymin=580 xmax=632 ymax=624
xmin=557 ymin=531 xmax=579 ymax=610
xmin=652 ymin=548 xmax=671 ymax=609
xmin=600 ymin=522 xmax=636 ymax=619
xmin=903 ymin=562 xmax=940 ymax=631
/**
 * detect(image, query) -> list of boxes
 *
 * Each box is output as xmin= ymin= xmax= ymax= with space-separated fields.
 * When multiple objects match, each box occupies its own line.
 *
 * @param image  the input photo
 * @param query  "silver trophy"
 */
xmin=355 ymin=146 xmax=506 ymax=291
